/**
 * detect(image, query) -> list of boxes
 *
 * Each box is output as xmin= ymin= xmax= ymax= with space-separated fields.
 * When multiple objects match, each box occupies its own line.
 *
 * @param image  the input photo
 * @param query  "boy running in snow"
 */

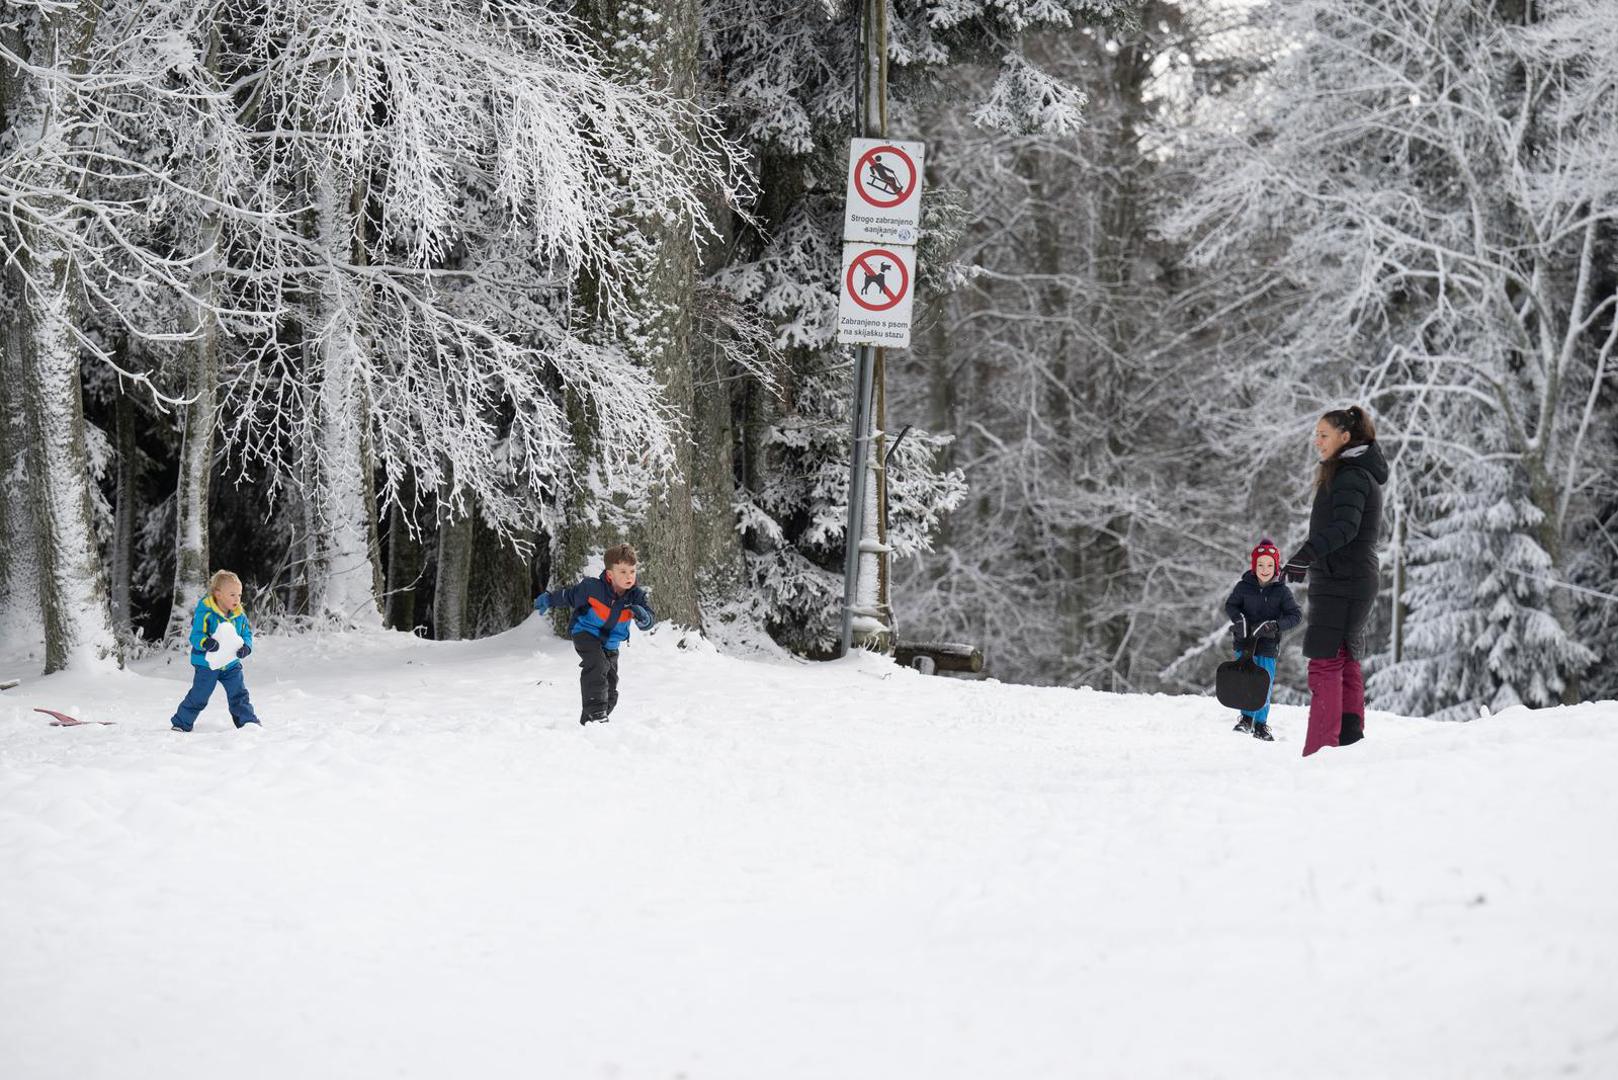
xmin=1223 ymin=539 xmax=1302 ymax=741
xmin=534 ymin=543 xmax=656 ymax=725
xmin=169 ymin=570 xmax=260 ymax=732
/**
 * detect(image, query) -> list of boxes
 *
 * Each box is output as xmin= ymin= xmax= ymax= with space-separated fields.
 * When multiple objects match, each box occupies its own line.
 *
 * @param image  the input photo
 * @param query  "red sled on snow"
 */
xmin=34 ymin=708 xmax=115 ymax=727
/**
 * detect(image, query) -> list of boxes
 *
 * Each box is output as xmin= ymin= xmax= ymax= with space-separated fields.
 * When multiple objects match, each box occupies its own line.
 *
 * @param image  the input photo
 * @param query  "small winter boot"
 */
xmin=1232 ymin=714 xmax=1254 ymax=734
xmin=1252 ymin=721 xmax=1275 ymax=742
xmin=579 ymin=710 xmax=610 ymax=726
xmin=1339 ymin=713 xmax=1364 ymax=745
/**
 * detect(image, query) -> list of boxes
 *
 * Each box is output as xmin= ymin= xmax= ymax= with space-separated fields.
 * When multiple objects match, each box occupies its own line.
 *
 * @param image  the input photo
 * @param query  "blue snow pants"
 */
xmin=170 ymin=665 xmax=259 ymax=731
xmin=1238 ymin=652 xmax=1279 ymax=726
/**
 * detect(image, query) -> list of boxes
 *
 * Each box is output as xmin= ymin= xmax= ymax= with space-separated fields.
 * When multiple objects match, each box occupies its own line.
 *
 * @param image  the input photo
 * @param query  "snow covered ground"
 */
xmin=2 ymin=622 xmax=1615 ymax=1080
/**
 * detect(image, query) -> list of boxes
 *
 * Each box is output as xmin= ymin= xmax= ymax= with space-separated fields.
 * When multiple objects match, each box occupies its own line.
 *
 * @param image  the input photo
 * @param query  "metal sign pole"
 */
xmin=839 ymin=344 xmax=872 ymax=656
xmin=840 ymin=0 xmax=892 ymax=657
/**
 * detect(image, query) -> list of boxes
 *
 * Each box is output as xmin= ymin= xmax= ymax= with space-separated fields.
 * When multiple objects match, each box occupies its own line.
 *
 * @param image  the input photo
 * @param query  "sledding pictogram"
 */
xmin=845 ymin=248 xmax=909 ymax=312
xmin=843 ymin=138 xmax=924 ymax=245
xmin=854 ymin=145 xmax=917 ymax=209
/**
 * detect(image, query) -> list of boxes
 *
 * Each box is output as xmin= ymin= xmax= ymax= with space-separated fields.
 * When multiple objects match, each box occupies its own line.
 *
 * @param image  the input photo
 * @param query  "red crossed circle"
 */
xmin=853 ymin=145 xmax=918 ymax=209
xmin=845 ymin=249 xmax=909 ymax=312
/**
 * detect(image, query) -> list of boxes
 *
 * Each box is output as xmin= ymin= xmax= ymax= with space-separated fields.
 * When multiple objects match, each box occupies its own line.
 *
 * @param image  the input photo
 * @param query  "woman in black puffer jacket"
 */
xmin=1279 ymin=406 xmax=1389 ymax=757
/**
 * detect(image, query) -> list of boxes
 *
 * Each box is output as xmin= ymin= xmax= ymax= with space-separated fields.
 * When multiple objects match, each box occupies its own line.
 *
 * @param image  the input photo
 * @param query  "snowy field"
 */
xmin=2 ymin=623 xmax=1615 ymax=1080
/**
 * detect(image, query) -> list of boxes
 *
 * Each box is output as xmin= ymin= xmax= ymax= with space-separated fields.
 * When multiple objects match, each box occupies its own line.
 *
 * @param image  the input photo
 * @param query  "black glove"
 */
xmin=1281 ymin=547 xmax=1314 ymax=583
xmin=236 ymin=644 xmax=252 ymax=659
xmin=1252 ymin=620 xmax=1279 ymax=640
xmin=630 ymin=604 xmax=654 ymax=631
xmin=1228 ymin=616 xmax=1247 ymax=641
xmin=201 ymin=637 xmax=219 ymax=653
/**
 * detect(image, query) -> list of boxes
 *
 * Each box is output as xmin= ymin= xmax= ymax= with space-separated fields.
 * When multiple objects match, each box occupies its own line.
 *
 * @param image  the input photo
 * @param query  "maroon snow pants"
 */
xmin=1303 ymin=645 xmax=1365 ymax=757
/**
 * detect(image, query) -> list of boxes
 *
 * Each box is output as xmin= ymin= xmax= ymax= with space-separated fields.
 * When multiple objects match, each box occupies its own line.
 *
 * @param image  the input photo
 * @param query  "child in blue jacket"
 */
xmin=169 ymin=570 xmax=260 ymax=732
xmin=1223 ymin=539 xmax=1302 ymax=741
xmin=534 ymin=543 xmax=656 ymax=725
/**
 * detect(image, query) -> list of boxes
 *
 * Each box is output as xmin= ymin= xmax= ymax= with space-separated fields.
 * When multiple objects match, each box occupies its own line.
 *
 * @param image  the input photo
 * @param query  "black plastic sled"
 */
xmin=1216 ymin=652 xmax=1271 ymax=713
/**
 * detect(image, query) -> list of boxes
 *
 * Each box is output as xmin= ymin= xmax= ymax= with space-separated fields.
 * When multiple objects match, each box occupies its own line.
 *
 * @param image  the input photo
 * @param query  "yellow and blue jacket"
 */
xmin=187 ymin=595 xmax=254 ymax=671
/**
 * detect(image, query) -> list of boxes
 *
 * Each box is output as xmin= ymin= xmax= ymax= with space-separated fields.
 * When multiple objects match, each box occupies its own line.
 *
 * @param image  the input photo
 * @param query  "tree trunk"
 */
xmin=469 ymin=513 xmax=534 ymax=637
xmin=167 ymin=283 xmax=217 ymax=636
xmin=553 ymin=386 xmax=602 ymax=604
xmin=384 ymin=471 xmax=425 ymax=631
xmin=1027 ymin=151 xmax=1086 ymax=676
xmin=691 ymin=199 xmax=747 ymax=603
xmin=582 ymin=0 xmax=704 ymax=630
xmin=110 ymin=387 xmax=137 ymax=632
xmin=1529 ymin=451 xmax=1582 ymax=705
xmin=0 ymin=304 xmax=45 ymax=650
xmin=433 ymin=492 xmax=475 ymax=641
xmin=17 ymin=268 xmax=121 ymax=672
xmin=1 ymin=11 xmax=120 ymax=672
xmin=303 ymin=178 xmax=383 ymax=625
xmin=167 ymin=28 xmax=223 ymax=639
xmin=691 ymin=349 xmax=745 ymax=593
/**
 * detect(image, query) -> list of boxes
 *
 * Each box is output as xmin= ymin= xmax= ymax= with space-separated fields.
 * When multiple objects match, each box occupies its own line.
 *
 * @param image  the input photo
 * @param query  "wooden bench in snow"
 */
xmin=895 ymin=642 xmax=984 ymax=676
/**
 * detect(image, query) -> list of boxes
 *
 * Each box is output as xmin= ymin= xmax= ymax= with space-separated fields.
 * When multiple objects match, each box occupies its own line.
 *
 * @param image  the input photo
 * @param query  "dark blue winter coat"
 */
xmin=536 ymin=573 xmax=653 ymax=652
xmin=1223 ymin=571 xmax=1302 ymax=658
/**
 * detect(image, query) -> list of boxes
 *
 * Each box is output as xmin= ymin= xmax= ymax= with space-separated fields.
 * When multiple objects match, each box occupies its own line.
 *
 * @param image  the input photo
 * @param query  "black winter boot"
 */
xmin=580 ymin=710 xmax=610 ymax=726
xmin=1252 ymin=722 xmax=1274 ymax=742
xmin=1339 ymin=713 xmax=1364 ymax=745
xmin=1233 ymin=714 xmax=1254 ymax=734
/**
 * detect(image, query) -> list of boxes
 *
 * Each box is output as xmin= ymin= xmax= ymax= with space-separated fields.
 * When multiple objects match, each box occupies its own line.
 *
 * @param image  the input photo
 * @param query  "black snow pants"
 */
xmin=572 ymin=632 xmax=620 ymax=720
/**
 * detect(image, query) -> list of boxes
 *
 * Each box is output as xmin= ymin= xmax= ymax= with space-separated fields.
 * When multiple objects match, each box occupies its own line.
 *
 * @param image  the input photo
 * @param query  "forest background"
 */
xmin=2 ymin=0 xmax=1613 ymax=720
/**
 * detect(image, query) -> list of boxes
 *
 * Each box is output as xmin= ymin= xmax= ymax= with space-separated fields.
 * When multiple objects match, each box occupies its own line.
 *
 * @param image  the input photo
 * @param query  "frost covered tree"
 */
xmin=563 ymin=0 xmax=734 ymax=630
xmin=703 ymin=0 xmax=1133 ymax=654
xmin=5 ymin=0 xmax=752 ymax=658
xmin=1537 ymin=0 xmax=1618 ymax=704
xmin=2 ymin=0 xmax=249 ymax=669
xmin=0 ymin=293 xmax=44 ymax=651
xmin=879 ymin=2 xmax=1287 ymax=687
xmin=214 ymin=0 xmax=745 ymax=625
xmin=1167 ymin=0 xmax=1616 ymax=715
xmin=1 ymin=4 xmax=119 ymax=672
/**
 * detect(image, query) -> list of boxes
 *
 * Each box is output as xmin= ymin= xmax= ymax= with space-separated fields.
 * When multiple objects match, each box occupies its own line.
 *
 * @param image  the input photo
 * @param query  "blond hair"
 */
xmin=208 ymin=569 xmax=242 ymax=593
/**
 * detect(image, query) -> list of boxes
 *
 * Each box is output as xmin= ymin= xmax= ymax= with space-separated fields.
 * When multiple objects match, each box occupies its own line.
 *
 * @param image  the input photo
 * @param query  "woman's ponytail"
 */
xmin=1323 ymin=404 xmax=1376 ymax=446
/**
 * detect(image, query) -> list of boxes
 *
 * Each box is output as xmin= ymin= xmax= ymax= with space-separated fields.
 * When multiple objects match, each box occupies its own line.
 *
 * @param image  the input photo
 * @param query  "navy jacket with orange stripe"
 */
xmin=536 ymin=572 xmax=654 ymax=651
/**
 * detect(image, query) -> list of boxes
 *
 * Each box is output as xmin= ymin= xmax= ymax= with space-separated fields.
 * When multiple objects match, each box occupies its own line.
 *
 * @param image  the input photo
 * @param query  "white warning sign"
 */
xmin=837 ymin=243 xmax=914 ymax=349
xmin=843 ymin=138 xmax=924 ymax=245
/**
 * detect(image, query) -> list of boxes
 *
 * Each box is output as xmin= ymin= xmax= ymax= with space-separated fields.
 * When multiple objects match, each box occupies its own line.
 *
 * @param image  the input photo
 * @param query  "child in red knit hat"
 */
xmin=1222 ymin=539 xmax=1303 ymax=741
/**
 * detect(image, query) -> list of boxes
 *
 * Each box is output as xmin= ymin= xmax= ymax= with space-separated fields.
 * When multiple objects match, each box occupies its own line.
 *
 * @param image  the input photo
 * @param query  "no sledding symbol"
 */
xmin=854 ymin=145 xmax=918 ymax=210
xmin=845 ymin=248 xmax=909 ymax=312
